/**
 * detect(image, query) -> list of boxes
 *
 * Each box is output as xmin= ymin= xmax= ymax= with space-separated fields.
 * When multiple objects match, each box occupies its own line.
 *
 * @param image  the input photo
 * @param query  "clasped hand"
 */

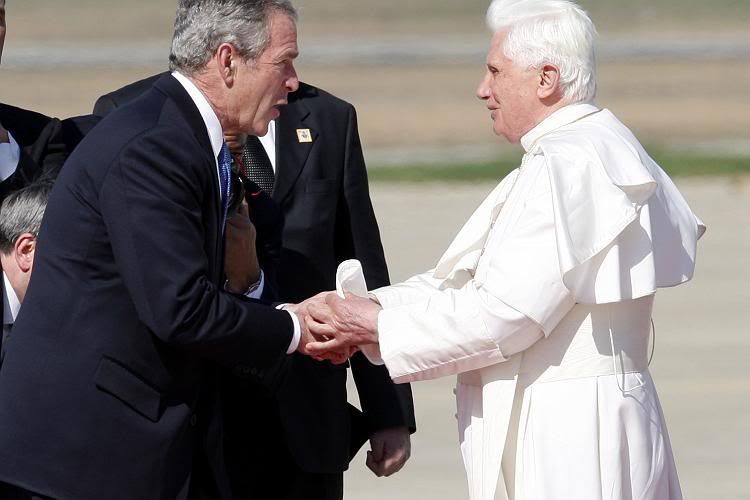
xmin=288 ymin=292 xmax=382 ymax=364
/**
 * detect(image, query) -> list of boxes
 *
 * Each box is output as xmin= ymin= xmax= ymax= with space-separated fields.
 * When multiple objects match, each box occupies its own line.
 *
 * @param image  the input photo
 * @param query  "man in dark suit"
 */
xmin=95 ymin=78 xmax=416 ymax=499
xmin=0 ymin=1 xmax=316 ymax=499
xmin=0 ymin=0 xmax=98 ymax=203
xmin=0 ymin=0 xmax=63 ymax=202
xmin=0 ymin=106 xmax=65 ymax=202
xmin=0 ymin=181 xmax=50 ymax=368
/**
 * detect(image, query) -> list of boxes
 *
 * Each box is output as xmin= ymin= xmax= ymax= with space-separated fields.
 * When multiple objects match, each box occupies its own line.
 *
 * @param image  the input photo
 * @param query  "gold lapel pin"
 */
xmin=296 ymin=128 xmax=313 ymax=143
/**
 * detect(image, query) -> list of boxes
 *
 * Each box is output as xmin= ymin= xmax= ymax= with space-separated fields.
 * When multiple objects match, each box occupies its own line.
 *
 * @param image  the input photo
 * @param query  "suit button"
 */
xmin=190 ymin=414 xmax=198 ymax=427
xmin=452 ymin=388 xmax=457 ymax=395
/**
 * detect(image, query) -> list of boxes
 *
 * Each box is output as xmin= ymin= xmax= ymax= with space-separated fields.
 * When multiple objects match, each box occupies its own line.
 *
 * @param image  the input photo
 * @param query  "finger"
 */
xmin=325 ymin=292 xmax=344 ymax=308
xmin=317 ymin=350 xmax=349 ymax=365
xmin=365 ymin=450 xmax=376 ymax=474
xmin=365 ymin=451 xmax=384 ymax=477
xmin=307 ymin=303 xmax=333 ymax=323
xmin=237 ymin=199 xmax=250 ymax=218
xmin=304 ymin=339 xmax=344 ymax=355
xmin=370 ymin=434 xmax=385 ymax=463
xmin=328 ymin=351 xmax=350 ymax=365
xmin=305 ymin=317 xmax=337 ymax=338
xmin=381 ymin=450 xmax=407 ymax=477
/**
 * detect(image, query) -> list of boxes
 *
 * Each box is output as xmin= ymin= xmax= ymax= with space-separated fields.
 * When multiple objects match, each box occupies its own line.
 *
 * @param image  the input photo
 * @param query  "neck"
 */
xmin=187 ymin=71 xmax=232 ymax=131
xmin=0 ymin=254 xmax=24 ymax=304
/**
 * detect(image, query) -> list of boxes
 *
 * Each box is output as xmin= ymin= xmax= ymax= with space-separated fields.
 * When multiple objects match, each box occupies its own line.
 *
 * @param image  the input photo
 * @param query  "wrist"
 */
xmin=225 ymin=272 xmax=261 ymax=294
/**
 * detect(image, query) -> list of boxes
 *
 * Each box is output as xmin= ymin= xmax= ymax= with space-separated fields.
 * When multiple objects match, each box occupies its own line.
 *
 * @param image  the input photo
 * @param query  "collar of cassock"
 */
xmin=520 ymin=102 xmax=601 ymax=153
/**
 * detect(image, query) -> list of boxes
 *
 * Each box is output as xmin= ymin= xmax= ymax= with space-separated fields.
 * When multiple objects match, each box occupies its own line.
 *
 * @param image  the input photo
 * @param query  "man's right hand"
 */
xmin=287 ymin=293 xmax=354 ymax=364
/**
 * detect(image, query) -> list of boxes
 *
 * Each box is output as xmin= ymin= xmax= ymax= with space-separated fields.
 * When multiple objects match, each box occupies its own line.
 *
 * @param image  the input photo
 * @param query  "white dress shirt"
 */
xmin=171 ymin=72 xmax=300 ymax=353
xmin=2 ymin=272 xmax=21 ymax=363
xmin=2 ymin=272 xmax=20 ymax=326
xmin=258 ymin=120 xmax=277 ymax=171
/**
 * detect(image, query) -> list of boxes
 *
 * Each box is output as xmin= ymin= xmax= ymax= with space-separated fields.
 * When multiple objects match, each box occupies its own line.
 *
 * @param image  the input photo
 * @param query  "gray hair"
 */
xmin=0 ymin=182 xmax=52 ymax=254
xmin=169 ymin=0 xmax=297 ymax=75
xmin=486 ymin=0 xmax=597 ymax=104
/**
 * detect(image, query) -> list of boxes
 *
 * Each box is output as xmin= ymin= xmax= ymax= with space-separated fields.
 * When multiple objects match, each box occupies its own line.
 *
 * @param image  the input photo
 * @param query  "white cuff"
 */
xmin=276 ymin=304 xmax=301 ymax=354
xmin=0 ymin=132 xmax=21 ymax=183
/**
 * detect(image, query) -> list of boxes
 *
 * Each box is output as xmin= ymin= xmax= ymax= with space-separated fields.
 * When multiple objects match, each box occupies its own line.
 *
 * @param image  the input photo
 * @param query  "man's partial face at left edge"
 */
xmin=0 ymin=0 xmax=7 ymax=62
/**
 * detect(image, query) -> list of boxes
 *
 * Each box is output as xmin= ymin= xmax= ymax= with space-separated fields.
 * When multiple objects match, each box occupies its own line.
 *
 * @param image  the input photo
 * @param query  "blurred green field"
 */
xmin=368 ymin=151 xmax=750 ymax=183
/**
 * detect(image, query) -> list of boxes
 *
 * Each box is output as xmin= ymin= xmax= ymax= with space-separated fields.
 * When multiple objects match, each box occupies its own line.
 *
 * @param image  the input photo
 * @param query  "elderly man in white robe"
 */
xmin=298 ymin=1 xmax=705 ymax=499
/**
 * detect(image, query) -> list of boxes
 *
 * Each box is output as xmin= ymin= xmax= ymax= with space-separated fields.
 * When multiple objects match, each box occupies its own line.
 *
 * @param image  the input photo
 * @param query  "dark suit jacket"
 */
xmin=94 ymin=76 xmax=416 ymax=476
xmin=0 ymin=104 xmax=65 ymax=201
xmin=0 ymin=74 xmax=294 ymax=500
xmin=0 ymin=103 xmax=101 ymax=202
xmin=265 ymin=83 xmax=415 ymax=473
xmin=0 ymin=279 xmax=7 ymax=365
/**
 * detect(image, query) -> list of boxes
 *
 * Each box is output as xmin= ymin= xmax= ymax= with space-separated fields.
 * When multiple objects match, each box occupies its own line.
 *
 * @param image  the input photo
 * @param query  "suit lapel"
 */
xmin=153 ymin=75 xmax=224 ymax=277
xmin=273 ymin=99 xmax=318 ymax=203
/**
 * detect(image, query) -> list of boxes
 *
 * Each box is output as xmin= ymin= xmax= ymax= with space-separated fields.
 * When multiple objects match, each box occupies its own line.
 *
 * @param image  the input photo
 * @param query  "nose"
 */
xmin=476 ymin=71 xmax=491 ymax=100
xmin=286 ymin=63 xmax=300 ymax=93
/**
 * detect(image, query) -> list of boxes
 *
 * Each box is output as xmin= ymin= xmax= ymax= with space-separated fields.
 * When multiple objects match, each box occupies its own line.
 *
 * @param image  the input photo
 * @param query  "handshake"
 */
xmin=287 ymin=291 xmax=383 ymax=364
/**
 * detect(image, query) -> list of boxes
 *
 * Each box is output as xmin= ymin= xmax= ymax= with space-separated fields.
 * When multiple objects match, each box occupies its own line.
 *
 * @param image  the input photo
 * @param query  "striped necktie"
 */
xmin=217 ymin=142 xmax=233 ymax=232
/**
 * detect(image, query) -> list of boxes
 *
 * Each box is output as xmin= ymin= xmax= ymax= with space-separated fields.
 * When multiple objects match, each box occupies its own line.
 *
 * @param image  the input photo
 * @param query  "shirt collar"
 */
xmin=258 ymin=120 xmax=277 ymax=170
xmin=2 ymin=272 xmax=21 ymax=325
xmin=520 ymin=102 xmax=601 ymax=153
xmin=171 ymin=71 xmax=224 ymax=159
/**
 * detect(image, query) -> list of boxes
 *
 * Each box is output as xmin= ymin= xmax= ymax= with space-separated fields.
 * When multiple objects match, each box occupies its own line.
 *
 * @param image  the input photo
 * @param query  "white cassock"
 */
xmin=339 ymin=103 xmax=705 ymax=500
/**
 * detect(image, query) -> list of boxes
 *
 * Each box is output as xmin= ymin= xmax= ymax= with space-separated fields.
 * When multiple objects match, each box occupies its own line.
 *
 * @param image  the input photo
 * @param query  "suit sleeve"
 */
xmin=336 ymin=105 xmax=416 ymax=433
xmin=98 ymin=127 xmax=293 ymax=368
xmin=0 ymin=118 xmax=67 ymax=200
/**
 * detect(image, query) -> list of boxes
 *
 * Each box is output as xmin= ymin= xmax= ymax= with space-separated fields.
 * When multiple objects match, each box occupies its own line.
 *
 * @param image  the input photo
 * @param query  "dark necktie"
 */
xmin=218 ymin=143 xmax=233 ymax=232
xmin=1 ymin=322 xmax=11 ymax=366
xmin=241 ymin=135 xmax=275 ymax=194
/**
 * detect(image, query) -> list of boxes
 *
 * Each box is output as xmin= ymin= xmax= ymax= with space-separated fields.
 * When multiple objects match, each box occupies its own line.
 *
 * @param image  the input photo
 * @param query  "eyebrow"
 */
xmin=275 ymin=48 xmax=299 ymax=62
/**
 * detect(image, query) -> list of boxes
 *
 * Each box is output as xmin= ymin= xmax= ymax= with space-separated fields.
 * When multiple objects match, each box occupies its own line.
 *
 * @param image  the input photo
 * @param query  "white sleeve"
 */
xmin=377 ymin=279 xmax=543 ymax=383
xmin=370 ymin=269 xmax=447 ymax=309
xmin=0 ymin=132 xmax=21 ymax=183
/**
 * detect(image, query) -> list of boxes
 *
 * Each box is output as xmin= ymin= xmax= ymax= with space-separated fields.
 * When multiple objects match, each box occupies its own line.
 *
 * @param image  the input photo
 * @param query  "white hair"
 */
xmin=486 ymin=0 xmax=597 ymax=103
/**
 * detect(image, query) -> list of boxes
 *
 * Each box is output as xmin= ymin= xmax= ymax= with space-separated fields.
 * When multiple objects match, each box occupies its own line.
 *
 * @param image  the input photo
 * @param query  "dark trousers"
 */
xmin=223 ymin=382 xmax=344 ymax=500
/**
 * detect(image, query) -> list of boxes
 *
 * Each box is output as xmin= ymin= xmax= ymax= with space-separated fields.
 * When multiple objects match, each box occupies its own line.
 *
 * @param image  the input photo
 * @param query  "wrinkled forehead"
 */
xmin=486 ymin=30 xmax=510 ymax=63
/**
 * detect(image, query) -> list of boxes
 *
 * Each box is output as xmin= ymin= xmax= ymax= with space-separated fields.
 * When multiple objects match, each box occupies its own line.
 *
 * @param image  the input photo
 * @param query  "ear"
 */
xmin=14 ymin=233 xmax=36 ymax=274
xmin=216 ymin=43 xmax=236 ymax=86
xmin=537 ymin=63 xmax=561 ymax=100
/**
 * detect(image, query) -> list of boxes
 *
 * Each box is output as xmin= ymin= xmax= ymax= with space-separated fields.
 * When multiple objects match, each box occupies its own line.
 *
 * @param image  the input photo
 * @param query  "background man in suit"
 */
xmin=0 ymin=0 xmax=98 ymax=202
xmin=95 ymin=76 xmax=417 ymax=499
xmin=0 ymin=181 xmax=49 ymax=368
xmin=0 ymin=0 xmax=63 ymax=202
xmin=0 ymin=1 xmax=318 ymax=498
xmin=224 ymin=82 xmax=416 ymax=500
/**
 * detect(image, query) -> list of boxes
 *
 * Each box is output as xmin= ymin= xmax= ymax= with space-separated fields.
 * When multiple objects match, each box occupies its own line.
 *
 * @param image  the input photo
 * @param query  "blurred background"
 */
xmin=2 ymin=1 xmax=748 ymax=498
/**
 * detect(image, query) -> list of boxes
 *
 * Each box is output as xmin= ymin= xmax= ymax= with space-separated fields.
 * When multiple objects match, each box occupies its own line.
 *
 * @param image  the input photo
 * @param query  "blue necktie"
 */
xmin=218 ymin=143 xmax=233 ymax=232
